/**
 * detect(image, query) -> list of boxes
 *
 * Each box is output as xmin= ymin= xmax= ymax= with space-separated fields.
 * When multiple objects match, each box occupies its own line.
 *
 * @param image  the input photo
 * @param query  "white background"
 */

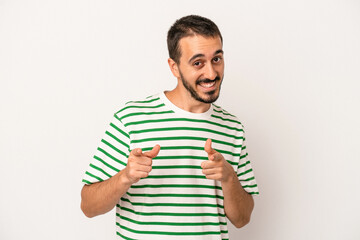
xmin=1 ymin=0 xmax=359 ymax=239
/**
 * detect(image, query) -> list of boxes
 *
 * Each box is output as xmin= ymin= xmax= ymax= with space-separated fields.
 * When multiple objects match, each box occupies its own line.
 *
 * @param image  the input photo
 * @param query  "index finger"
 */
xmin=205 ymin=139 xmax=217 ymax=155
xmin=143 ymin=144 xmax=161 ymax=158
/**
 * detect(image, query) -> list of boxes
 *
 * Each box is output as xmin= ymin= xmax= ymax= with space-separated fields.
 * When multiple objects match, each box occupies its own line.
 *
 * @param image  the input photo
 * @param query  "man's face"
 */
xmin=176 ymin=35 xmax=224 ymax=104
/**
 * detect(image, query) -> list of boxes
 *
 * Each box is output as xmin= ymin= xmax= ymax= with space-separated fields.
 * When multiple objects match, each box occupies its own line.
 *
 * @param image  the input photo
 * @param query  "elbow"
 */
xmin=81 ymin=201 xmax=94 ymax=218
xmin=232 ymin=205 xmax=253 ymax=228
xmin=81 ymin=200 xmax=98 ymax=218
xmin=80 ymin=188 xmax=96 ymax=218
xmin=80 ymin=185 xmax=96 ymax=218
xmin=233 ymin=195 xmax=254 ymax=228
xmin=233 ymin=215 xmax=251 ymax=228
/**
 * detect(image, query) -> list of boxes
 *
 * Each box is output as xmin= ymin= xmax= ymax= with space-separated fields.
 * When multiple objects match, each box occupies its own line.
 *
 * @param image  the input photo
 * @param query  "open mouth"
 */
xmin=198 ymin=80 xmax=216 ymax=88
xmin=196 ymin=78 xmax=218 ymax=92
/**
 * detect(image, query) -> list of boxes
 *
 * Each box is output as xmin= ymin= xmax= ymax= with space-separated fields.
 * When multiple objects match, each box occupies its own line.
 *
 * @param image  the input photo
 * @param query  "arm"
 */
xmin=201 ymin=139 xmax=254 ymax=228
xmin=81 ymin=169 xmax=131 ymax=218
xmin=221 ymin=170 xmax=254 ymax=228
xmin=81 ymin=145 xmax=160 ymax=218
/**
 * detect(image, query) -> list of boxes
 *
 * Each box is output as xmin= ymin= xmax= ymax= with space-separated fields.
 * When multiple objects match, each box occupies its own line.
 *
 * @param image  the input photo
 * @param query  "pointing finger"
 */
xmin=143 ymin=144 xmax=161 ymax=158
xmin=204 ymin=139 xmax=217 ymax=155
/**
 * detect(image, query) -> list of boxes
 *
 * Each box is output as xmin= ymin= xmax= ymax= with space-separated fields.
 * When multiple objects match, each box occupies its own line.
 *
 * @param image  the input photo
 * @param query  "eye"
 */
xmin=193 ymin=61 xmax=202 ymax=67
xmin=213 ymin=57 xmax=222 ymax=63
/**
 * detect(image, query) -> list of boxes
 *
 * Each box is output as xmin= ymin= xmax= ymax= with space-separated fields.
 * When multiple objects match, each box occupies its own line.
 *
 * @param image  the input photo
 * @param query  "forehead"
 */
xmin=179 ymin=35 xmax=223 ymax=60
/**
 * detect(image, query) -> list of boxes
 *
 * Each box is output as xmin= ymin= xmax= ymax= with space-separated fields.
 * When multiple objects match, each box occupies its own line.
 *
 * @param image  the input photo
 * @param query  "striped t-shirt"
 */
xmin=82 ymin=92 xmax=259 ymax=240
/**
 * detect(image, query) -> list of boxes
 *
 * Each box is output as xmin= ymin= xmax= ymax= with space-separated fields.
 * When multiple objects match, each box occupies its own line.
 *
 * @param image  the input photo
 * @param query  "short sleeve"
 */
xmin=82 ymin=114 xmax=131 ymax=185
xmin=237 ymin=131 xmax=259 ymax=195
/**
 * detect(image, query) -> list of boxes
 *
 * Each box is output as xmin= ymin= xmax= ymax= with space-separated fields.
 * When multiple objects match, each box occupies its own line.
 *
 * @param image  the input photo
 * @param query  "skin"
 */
xmin=81 ymin=34 xmax=254 ymax=228
xmin=166 ymin=35 xmax=224 ymax=112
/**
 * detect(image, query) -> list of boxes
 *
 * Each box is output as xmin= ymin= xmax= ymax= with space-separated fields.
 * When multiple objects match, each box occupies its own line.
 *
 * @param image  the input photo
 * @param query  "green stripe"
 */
xmin=89 ymin=163 xmax=112 ymax=178
xmin=240 ymin=176 xmax=255 ymax=182
xmin=119 ymin=111 xmax=174 ymax=121
xmin=116 ymin=231 xmax=136 ymax=240
xmin=85 ymin=171 xmax=103 ymax=181
xmin=238 ymin=160 xmax=251 ymax=168
xmin=249 ymin=191 xmax=259 ymax=195
xmin=97 ymin=147 xmax=127 ymax=166
xmin=240 ymin=152 xmax=248 ymax=159
xmin=227 ymin=160 xmax=238 ymax=166
xmin=93 ymin=155 xmax=120 ymax=172
xmin=101 ymin=139 xmax=128 ymax=158
xmin=124 ymin=117 xmax=243 ymax=132
xmin=146 ymin=175 xmax=207 ymax=179
xmin=105 ymin=131 xmax=129 ymax=149
xmin=155 ymin=155 xmax=207 ymax=160
xmin=117 ymin=103 xmax=165 ymax=114
xmin=120 ymin=197 xmax=224 ymax=209
xmin=125 ymin=97 xmax=160 ymax=105
xmin=117 ymin=205 xmax=225 ymax=217
xmin=131 ymin=136 xmax=242 ymax=148
xmin=243 ymin=184 xmax=258 ymax=188
xmin=117 ymin=223 xmax=222 ymax=236
xmin=131 ymin=184 xmax=222 ymax=190
xmin=152 ymin=165 xmax=201 ymax=169
xmin=213 ymin=108 xmax=236 ymax=117
xmin=110 ymin=122 xmax=130 ymax=138
xmin=117 ymin=213 xmax=226 ymax=226
xmin=82 ymin=179 xmax=92 ymax=184
xmin=126 ymin=192 xmax=224 ymax=200
xmin=211 ymin=114 xmax=241 ymax=124
xmin=129 ymin=127 xmax=243 ymax=140
xmin=238 ymin=168 xmax=253 ymax=177
xmin=142 ymin=145 xmax=240 ymax=157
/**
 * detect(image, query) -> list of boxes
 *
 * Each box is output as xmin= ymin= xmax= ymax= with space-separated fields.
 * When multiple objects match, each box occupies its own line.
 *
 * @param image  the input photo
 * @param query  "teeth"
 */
xmin=200 ymin=81 xmax=216 ymax=88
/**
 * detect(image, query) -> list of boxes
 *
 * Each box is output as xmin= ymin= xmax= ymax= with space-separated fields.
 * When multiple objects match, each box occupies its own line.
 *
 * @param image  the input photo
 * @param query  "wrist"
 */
xmin=116 ymin=170 xmax=133 ymax=189
xmin=222 ymin=170 xmax=238 ymax=185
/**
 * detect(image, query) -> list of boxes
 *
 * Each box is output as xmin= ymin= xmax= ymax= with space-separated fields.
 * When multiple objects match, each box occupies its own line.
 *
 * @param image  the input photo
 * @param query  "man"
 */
xmin=81 ymin=15 xmax=259 ymax=239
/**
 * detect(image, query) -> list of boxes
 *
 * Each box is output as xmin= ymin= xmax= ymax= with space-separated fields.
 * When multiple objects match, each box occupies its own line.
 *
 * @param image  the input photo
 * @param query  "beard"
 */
xmin=179 ymin=70 xmax=223 ymax=104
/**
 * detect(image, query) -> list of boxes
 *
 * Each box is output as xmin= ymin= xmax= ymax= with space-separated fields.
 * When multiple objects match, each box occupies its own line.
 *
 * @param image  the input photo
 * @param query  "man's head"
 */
xmin=167 ymin=15 xmax=223 ymax=65
xmin=167 ymin=15 xmax=224 ymax=104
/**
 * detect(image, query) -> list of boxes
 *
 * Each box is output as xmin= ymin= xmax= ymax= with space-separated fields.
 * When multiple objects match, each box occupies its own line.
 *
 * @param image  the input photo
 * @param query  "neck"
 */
xmin=164 ymin=88 xmax=211 ymax=113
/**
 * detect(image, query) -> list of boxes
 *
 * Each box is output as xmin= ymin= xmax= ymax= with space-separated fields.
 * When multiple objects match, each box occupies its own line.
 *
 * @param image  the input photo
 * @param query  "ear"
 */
xmin=168 ymin=58 xmax=180 ymax=78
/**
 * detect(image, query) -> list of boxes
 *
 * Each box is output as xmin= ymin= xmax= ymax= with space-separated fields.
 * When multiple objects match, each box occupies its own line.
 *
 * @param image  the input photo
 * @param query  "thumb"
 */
xmin=204 ymin=139 xmax=217 ymax=155
xmin=131 ymin=148 xmax=143 ymax=157
xmin=143 ymin=144 xmax=161 ymax=158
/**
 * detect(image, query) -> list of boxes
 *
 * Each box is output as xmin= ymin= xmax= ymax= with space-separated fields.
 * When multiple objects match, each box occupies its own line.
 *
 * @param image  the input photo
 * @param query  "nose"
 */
xmin=203 ymin=63 xmax=217 ymax=80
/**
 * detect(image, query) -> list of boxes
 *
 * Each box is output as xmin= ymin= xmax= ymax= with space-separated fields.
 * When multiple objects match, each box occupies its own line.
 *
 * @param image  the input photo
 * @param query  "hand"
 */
xmin=201 ymin=139 xmax=235 ymax=183
xmin=124 ymin=145 xmax=160 ymax=184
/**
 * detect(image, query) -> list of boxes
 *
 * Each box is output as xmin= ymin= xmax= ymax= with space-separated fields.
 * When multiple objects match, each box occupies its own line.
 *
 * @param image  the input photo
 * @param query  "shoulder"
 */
xmin=211 ymin=103 xmax=245 ymax=129
xmin=113 ymin=93 xmax=164 ymax=121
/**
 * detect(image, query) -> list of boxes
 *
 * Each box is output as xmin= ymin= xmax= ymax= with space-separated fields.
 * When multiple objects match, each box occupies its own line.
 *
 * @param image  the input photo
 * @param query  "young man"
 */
xmin=81 ymin=15 xmax=259 ymax=239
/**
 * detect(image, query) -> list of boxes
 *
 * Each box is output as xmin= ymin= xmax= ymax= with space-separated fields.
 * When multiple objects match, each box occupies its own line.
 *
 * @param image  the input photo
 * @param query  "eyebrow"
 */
xmin=188 ymin=49 xmax=224 ymax=64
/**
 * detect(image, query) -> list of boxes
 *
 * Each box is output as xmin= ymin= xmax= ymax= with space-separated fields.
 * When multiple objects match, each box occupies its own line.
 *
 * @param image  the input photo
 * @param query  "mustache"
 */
xmin=196 ymin=76 xmax=221 ymax=85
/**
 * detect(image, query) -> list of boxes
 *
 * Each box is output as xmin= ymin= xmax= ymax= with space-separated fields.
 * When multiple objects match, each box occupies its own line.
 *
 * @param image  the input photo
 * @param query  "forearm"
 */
xmin=222 ymin=172 xmax=254 ymax=228
xmin=81 ymin=169 xmax=131 ymax=218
